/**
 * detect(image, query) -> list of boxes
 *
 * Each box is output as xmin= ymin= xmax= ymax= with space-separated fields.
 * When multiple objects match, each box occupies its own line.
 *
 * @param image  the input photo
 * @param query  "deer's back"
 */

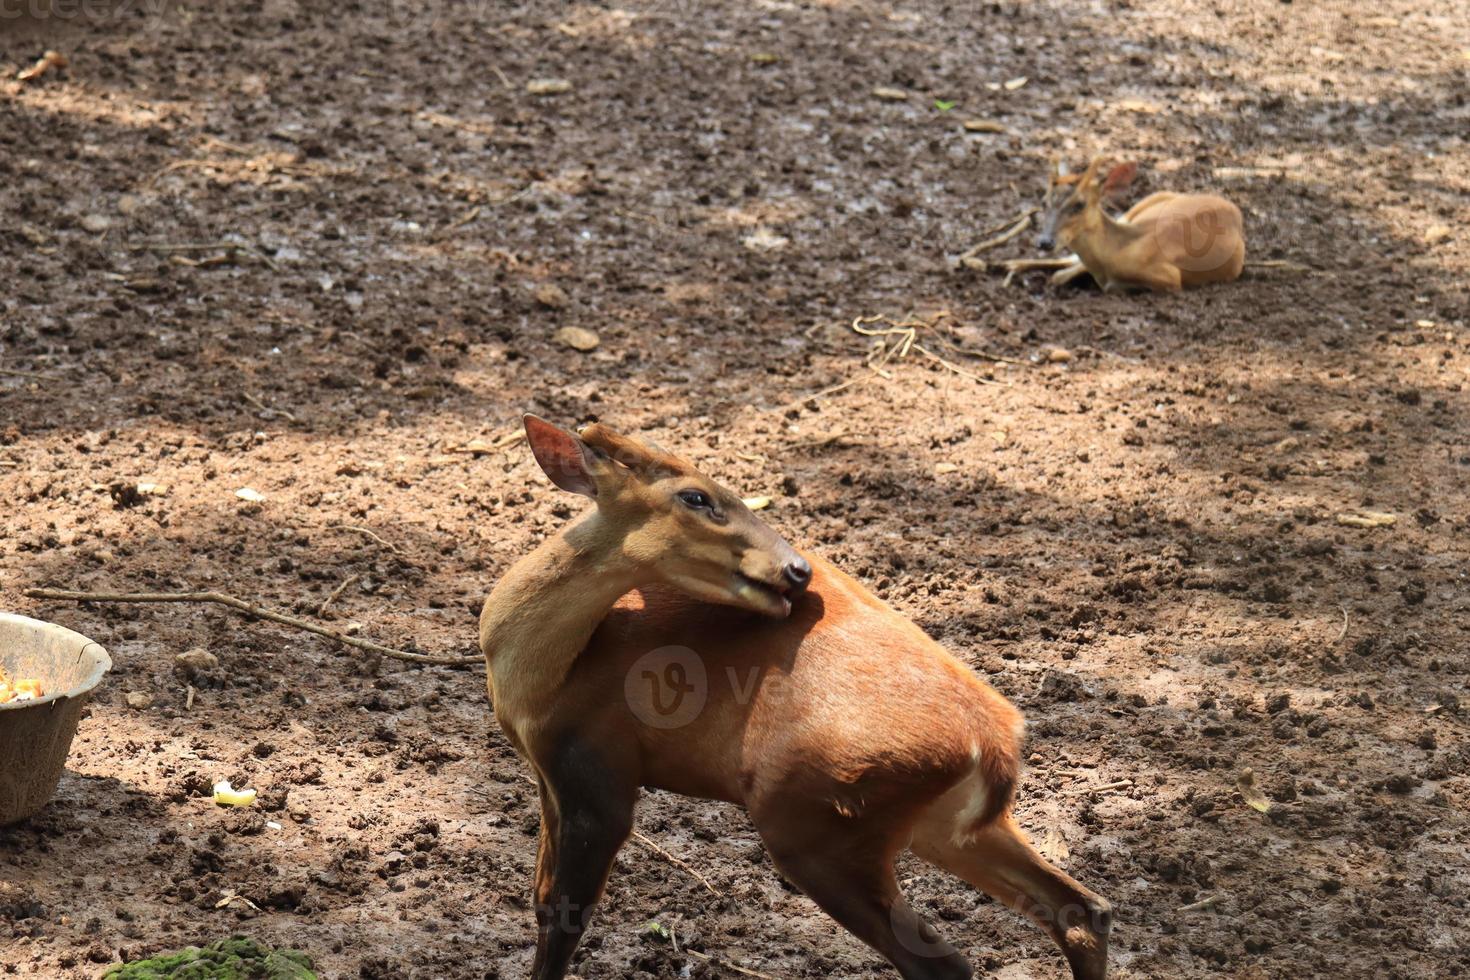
xmin=564 ymin=558 xmax=1022 ymax=813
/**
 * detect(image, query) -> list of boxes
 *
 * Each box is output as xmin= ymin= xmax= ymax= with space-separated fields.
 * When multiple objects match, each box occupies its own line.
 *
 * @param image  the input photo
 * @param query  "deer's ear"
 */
xmin=1102 ymin=162 xmax=1137 ymax=196
xmin=524 ymin=415 xmax=599 ymax=498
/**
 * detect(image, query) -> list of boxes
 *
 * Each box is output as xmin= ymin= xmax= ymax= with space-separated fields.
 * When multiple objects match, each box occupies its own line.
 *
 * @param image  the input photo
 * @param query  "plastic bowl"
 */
xmin=0 ymin=613 xmax=111 ymax=825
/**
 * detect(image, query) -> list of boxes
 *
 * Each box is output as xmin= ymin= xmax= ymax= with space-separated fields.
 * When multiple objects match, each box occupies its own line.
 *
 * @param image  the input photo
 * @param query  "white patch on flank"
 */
xmin=948 ymin=766 xmax=992 ymax=848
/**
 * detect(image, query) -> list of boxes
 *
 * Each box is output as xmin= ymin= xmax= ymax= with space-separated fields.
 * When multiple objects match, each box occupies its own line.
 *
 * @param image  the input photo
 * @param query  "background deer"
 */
xmin=480 ymin=415 xmax=1112 ymax=980
xmin=1037 ymin=158 xmax=1246 ymax=292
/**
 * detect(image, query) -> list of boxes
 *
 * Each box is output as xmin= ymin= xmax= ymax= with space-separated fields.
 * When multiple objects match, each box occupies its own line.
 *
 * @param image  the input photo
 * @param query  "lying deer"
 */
xmin=480 ymin=415 xmax=1111 ymax=980
xmin=1036 ymin=158 xmax=1245 ymax=292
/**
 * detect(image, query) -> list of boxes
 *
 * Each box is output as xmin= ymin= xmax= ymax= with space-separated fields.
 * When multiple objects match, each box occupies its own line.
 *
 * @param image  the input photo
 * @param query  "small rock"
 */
xmin=175 ymin=649 xmax=220 ymax=678
xmin=125 ymin=691 xmax=153 ymax=710
xmin=934 ymin=462 xmax=959 ymax=475
xmin=532 ymin=283 xmax=570 ymax=309
xmin=553 ymin=326 xmax=600 ymax=352
xmin=1047 ymin=347 xmax=1073 ymax=363
xmin=872 ymin=86 xmax=909 ymax=101
xmin=1424 ymin=224 xmax=1452 ymax=246
xmin=962 ymin=118 xmax=1006 ymax=133
xmin=80 ymin=214 xmax=113 ymax=234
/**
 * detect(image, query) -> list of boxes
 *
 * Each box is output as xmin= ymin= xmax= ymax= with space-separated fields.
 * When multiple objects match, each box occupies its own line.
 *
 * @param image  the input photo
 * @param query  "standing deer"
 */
xmin=480 ymin=415 xmax=1111 ymax=980
xmin=1037 ymin=157 xmax=1246 ymax=292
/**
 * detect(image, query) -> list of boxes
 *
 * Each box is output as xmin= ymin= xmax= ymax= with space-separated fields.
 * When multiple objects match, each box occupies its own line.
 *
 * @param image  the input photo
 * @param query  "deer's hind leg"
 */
xmin=751 ymin=794 xmax=974 ymax=980
xmin=911 ymin=808 xmax=1111 ymax=980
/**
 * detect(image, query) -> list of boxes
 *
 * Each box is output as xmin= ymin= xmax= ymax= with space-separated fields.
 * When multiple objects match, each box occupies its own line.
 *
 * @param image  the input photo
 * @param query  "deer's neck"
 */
xmin=479 ymin=513 xmax=640 ymax=742
xmin=1069 ymin=207 xmax=1142 ymax=273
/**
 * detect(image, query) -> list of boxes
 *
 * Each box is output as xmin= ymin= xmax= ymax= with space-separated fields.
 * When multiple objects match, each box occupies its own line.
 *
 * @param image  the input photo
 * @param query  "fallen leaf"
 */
xmin=750 ymin=52 xmax=779 ymax=65
xmin=234 ymin=487 xmax=266 ymax=503
xmin=1116 ymin=98 xmax=1162 ymax=114
xmin=17 ymin=49 xmax=67 ymax=83
xmin=741 ymin=227 xmax=789 ymax=252
xmin=1038 ymin=823 xmax=1070 ymax=863
xmin=742 ymin=495 xmax=772 ymax=511
xmin=962 ymin=118 xmax=1006 ymax=133
xmin=872 ymin=86 xmax=909 ymax=101
xmin=1336 ymin=511 xmax=1396 ymax=528
xmin=1424 ymin=224 xmax=1452 ymax=246
xmin=452 ymin=439 xmax=495 ymax=455
xmin=1003 ymin=76 xmax=1028 ymax=91
xmin=1236 ymin=768 xmax=1272 ymax=813
xmin=526 ymin=78 xmax=573 ymax=95
xmin=553 ymin=326 xmax=600 ymax=352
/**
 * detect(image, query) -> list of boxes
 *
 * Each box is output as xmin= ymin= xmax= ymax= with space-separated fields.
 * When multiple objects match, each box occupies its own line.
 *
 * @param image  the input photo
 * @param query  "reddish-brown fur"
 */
xmin=1041 ymin=158 xmax=1246 ymax=293
xmin=481 ymin=417 xmax=1111 ymax=980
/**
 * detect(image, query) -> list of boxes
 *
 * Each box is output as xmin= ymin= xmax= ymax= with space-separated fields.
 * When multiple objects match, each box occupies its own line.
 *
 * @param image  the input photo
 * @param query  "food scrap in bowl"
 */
xmin=0 ymin=667 xmax=44 ymax=703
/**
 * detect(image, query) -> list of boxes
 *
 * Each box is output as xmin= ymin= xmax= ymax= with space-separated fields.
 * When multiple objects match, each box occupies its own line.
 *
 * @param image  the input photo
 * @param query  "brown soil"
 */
xmin=2 ymin=1 xmax=1468 ymax=978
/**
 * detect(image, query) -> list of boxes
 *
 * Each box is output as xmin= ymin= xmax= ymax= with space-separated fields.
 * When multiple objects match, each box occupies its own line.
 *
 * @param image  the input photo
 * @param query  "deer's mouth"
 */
xmin=733 ymin=571 xmax=793 ymax=618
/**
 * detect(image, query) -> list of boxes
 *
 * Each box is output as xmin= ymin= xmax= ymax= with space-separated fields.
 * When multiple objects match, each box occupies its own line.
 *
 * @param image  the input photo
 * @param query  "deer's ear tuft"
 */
xmin=523 ymin=415 xmax=599 ymax=498
xmin=1102 ymin=162 xmax=1138 ymax=196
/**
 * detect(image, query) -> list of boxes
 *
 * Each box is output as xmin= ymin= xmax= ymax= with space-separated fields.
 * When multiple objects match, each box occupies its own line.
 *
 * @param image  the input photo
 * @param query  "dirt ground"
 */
xmin=2 ymin=0 xmax=1468 ymax=977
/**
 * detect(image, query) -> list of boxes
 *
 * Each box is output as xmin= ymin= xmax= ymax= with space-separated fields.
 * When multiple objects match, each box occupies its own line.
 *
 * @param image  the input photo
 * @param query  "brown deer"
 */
xmin=480 ymin=415 xmax=1111 ymax=980
xmin=1037 ymin=157 xmax=1246 ymax=292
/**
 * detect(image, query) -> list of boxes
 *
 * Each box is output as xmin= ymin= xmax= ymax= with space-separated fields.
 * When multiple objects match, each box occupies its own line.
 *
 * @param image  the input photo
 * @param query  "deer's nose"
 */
xmin=1037 ymin=233 xmax=1056 ymax=252
xmin=783 ymin=558 xmax=812 ymax=594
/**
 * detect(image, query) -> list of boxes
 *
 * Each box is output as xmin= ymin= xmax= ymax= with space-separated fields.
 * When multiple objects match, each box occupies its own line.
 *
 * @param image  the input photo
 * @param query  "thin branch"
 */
xmin=318 ymin=574 xmax=360 ymax=618
xmin=0 ymin=367 xmax=62 ymax=380
xmin=683 ymin=950 xmax=780 ymax=979
xmin=242 ymin=391 xmax=299 ymax=423
xmin=1060 ymin=778 xmax=1133 ymax=798
xmin=630 ymin=831 xmax=724 ymax=898
xmin=957 ymin=209 xmax=1038 ymax=268
xmin=23 ymin=587 xmax=480 ymax=667
xmin=327 ymin=524 xmax=402 ymax=555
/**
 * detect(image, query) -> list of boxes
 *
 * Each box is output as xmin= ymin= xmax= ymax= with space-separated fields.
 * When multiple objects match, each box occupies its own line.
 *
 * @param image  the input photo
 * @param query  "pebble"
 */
xmin=532 ymin=283 xmax=570 ymax=309
xmin=553 ymin=326 xmax=600 ymax=352
xmin=175 ymin=649 xmax=220 ymax=678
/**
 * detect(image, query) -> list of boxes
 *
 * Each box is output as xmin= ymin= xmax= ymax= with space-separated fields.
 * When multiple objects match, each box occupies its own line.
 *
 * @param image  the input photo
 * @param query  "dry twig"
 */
xmin=957 ymin=209 xmax=1038 ymax=269
xmin=327 ymin=524 xmax=403 ymax=555
xmin=1061 ymin=778 xmax=1133 ymax=798
xmin=683 ymin=950 xmax=781 ymax=979
xmin=23 ymin=587 xmax=479 ymax=667
xmin=0 ymin=367 xmax=61 ymax=381
xmin=318 ymin=574 xmax=360 ymax=617
xmin=630 ymin=831 xmax=724 ymax=898
xmin=242 ymin=391 xmax=299 ymax=423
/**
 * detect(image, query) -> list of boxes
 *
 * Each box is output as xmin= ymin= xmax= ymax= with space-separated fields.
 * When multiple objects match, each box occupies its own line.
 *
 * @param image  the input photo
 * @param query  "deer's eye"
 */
xmin=677 ymin=490 xmax=713 ymax=511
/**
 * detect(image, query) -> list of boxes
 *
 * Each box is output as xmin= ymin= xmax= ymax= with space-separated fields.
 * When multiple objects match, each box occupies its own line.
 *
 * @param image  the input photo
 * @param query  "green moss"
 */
xmin=101 ymin=936 xmax=315 ymax=980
